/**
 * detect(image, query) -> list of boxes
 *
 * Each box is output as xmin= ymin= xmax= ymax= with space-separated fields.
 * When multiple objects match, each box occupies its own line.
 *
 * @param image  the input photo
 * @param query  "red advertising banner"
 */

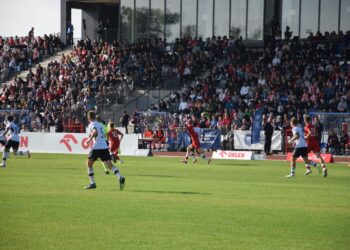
xmin=286 ymin=153 xmax=334 ymax=163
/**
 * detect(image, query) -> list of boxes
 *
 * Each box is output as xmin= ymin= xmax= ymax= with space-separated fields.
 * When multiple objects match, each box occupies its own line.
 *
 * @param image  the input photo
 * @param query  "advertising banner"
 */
xmin=212 ymin=150 xmax=253 ymax=160
xmin=178 ymin=129 xmax=221 ymax=150
xmin=234 ymin=130 xmax=282 ymax=150
xmin=251 ymin=108 xmax=264 ymax=144
xmin=286 ymin=153 xmax=334 ymax=163
xmin=1 ymin=132 xmax=138 ymax=156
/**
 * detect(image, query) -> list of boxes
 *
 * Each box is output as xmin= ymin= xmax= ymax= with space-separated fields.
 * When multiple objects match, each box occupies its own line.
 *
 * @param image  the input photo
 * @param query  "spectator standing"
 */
xmin=120 ymin=110 xmax=130 ymax=134
xmin=28 ymin=27 xmax=34 ymax=38
xmin=263 ymin=116 xmax=274 ymax=155
xmin=55 ymin=116 xmax=64 ymax=133
xmin=67 ymin=21 xmax=74 ymax=46
xmin=327 ymin=130 xmax=339 ymax=155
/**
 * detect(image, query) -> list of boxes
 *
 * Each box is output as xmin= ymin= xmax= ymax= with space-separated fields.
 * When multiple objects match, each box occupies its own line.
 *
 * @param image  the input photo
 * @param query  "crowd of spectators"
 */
xmin=0 ymin=35 xmax=215 ymax=132
xmin=147 ymin=29 xmax=350 ymax=154
xmin=0 ymin=28 xmax=63 ymax=83
xmin=1 ymin=26 xmax=349 ymax=155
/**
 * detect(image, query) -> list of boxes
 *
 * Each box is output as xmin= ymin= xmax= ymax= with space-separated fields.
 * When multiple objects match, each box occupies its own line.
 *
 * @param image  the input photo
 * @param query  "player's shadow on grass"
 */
xmin=128 ymin=190 xmax=211 ymax=195
xmin=216 ymin=162 xmax=251 ymax=166
xmin=131 ymin=174 xmax=181 ymax=178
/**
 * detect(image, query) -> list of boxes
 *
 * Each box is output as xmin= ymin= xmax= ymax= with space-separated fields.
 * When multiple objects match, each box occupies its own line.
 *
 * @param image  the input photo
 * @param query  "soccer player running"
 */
xmin=96 ymin=115 xmax=110 ymax=174
xmin=304 ymin=115 xmax=327 ymax=177
xmin=0 ymin=115 xmax=30 ymax=167
xmin=181 ymin=120 xmax=211 ymax=164
xmin=107 ymin=122 xmax=124 ymax=164
xmin=85 ymin=111 xmax=125 ymax=190
xmin=285 ymin=117 xmax=318 ymax=178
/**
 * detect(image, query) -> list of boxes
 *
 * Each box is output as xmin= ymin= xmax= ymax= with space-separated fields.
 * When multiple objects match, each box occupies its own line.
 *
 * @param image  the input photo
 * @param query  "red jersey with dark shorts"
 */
xmin=107 ymin=129 xmax=123 ymax=153
xmin=187 ymin=124 xmax=200 ymax=150
xmin=304 ymin=123 xmax=320 ymax=153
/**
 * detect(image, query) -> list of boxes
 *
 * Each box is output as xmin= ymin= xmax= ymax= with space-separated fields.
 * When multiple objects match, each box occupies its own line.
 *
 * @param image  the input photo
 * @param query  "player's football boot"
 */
xmin=305 ymin=169 xmax=312 ymax=175
xmin=192 ymin=159 xmax=197 ymax=163
xmin=181 ymin=159 xmax=187 ymax=164
xmin=119 ymin=159 xmax=124 ymax=164
xmin=104 ymin=171 xmax=110 ymax=175
xmin=27 ymin=151 xmax=31 ymax=159
xmin=119 ymin=176 xmax=126 ymax=190
xmin=285 ymin=173 xmax=295 ymax=178
xmin=0 ymin=162 xmax=6 ymax=168
xmin=85 ymin=183 xmax=97 ymax=189
xmin=323 ymin=168 xmax=328 ymax=178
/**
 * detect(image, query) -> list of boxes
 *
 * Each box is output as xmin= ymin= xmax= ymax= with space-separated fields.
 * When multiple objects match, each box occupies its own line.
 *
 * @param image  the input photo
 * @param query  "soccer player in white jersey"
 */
xmin=84 ymin=111 xmax=125 ymax=190
xmin=0 ymin=123 xmax=7 ymax=147
xmin=0 ymin=115 xmax=30 ymax=167
xmin=286 ymin=117 xmax=317 ymax=178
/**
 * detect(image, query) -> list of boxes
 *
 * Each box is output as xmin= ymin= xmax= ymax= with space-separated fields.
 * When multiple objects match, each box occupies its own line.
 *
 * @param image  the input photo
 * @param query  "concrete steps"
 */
xmin=3 ymin=48 xmax=73 ymax=86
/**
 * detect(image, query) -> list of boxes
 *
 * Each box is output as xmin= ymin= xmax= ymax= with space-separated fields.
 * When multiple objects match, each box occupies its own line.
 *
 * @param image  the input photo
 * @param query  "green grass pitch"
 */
xmin=0 ymin=154 xmax=350 ymax=250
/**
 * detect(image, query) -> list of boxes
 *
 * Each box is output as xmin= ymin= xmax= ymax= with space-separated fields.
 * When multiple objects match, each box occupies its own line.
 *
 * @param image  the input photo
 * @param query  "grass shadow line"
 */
xmin=128 ymin=190 xmax=211 ymax=196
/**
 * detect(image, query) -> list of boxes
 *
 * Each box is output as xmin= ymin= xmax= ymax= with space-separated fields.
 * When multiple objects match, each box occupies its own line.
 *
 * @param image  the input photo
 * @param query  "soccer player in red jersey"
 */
xmin=181 ymin=120 xmax=211 ymax=164
xmin=304 ymin=115 xmax=327 ymax=177
xmin=107 ymin=122 xmax=124 ymax=164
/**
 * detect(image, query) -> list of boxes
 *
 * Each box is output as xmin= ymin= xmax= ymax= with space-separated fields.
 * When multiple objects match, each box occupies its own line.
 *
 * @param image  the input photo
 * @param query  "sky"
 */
xmin=0 ymin=0 xmax=81 ymax=38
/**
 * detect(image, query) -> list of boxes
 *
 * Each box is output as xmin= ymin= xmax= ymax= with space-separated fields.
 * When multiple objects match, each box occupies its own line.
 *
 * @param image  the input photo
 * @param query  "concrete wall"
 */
xmin=82 ymin=4 xmax=100 ymax=41
xmin=60 ymin=0 xmax=67 ymax=44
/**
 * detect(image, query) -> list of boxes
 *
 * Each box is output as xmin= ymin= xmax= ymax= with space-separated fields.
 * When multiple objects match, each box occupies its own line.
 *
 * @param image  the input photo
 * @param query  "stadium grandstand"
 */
xmin=0 ymin=1 xmax=350 ymax=249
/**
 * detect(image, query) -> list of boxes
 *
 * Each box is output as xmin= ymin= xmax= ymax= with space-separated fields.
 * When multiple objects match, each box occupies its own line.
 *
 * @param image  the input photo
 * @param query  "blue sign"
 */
xmin=251 ymin=107 xmax=264 ymax=144
xmin=178 ymin=129 xmax=221 ymax=150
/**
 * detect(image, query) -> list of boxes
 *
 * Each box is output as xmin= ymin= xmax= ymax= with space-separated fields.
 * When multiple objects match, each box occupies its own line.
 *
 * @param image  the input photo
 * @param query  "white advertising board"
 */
xmin=3 ymin=132 xmax=138 ymax=156
xmin=233 ymin=131 xmax=282 ymax=150
xmin=212 ymin=150 xmax=253 ymax=160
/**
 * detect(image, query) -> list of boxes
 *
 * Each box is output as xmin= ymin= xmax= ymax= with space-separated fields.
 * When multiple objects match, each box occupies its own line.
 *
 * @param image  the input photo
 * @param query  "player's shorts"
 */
xmin=5 ymin=140 xmax=19 ymax=151
xmin=110 ymin=143 xmax=120 ymax=153
xmin=307 ymin=143 xmax=321 ymax=153
xmin=191 ymin=140 xmax=200 ymax=150
xmin=293 ymin=147 xmax=308 ymax=158
xmin=88 ymin=149 xmax=112 ymax=161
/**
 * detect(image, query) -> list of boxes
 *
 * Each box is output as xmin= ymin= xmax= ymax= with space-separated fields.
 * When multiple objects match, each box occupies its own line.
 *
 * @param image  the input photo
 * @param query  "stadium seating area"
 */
xmin=152 ymin=31 xmax=350 ymax=142
xmin=0 ymin=33 xmax=63 ymax=83
xmin=0 ymin=30 xmax=349 ymax=140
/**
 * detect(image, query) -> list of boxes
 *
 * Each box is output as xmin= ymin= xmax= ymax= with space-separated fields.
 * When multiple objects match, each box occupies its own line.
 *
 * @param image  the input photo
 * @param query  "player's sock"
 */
xmin=2 ymin=151 xmax=9 ymax=160
xmin=190 ymin=152 xmax=195 ymax=160
xmin=101 ymin=162 xmax=108 ymax=172
xmin=18 ymin=151 xmax=28 ymax=156
xmin=111 ymin=166 xmax=121 ymax=178
xmin=290 ymin=167 xmax=296 ymax=175
xmin=88 ymin=168 xmax=95 ymax=184
xmin=321 ymin=163 xmax=326 ymax=169
xmin=1 ymin=151 xmax=9 ymax=165
xmin=310 ymin=161 xmax=317 ymax=167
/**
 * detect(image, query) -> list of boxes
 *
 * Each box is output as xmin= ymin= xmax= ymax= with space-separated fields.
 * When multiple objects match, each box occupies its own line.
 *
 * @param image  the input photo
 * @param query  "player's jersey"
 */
xmin=88 ymin=121 xmax=108 ymax=150
xmin=0 ymin=128 xmax=5 ymax=142
xmin=107 ymin=128 xmax=122 ymax=146
xmin=6 ymin=122 xmax=20 ymax=142
xmin=292 ymin=125 xmax=307 ymax=148
xmin=187 ymin=124 xmax=198 ymax=140
xmin=99 ymin=122 xmax=107 ymax=136
xmin=304 ymin=123 xmax=318 ymax=146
